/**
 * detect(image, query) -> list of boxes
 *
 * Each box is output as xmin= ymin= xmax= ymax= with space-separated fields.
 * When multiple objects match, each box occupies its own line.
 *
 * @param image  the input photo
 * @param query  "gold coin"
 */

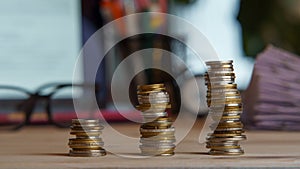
xmin=218 ymin=121 xmax=243 ymax=125
xmin=69 ymin=138 xmax=103 ymax=142
xmin=70 ymin=131 xmax=101 ymax=136
xmin=137 ymin=83 xmax=165 ymax=90
xmin=137 ymin=89 xmax=166 ymax=95
xmin=141 ymin=124 xmax=172 ymax=129
xmin=69 ymin=149 xmax=106 ymax=157
xmin=141 ymin=149 xmax=175 ymax=156
xmin=221 ymin=115 xmax=240 ymax=119
xmin=208 ymin=133 xmax=242 ymax=137
xmin=207 ymin=145 xmax=241 ymax=149
xmin=69 ymin=144 xmax=103 ymax=149
xmin=208 ymin=84 xmax=237 ymax=89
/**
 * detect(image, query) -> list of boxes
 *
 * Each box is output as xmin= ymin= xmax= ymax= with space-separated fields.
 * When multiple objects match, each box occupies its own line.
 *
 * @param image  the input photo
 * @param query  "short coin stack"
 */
xmin=204 ymin=60 xmax=246 ymax=155
xmin=136 ymin=83 xmax=176 ymax=156
xmin=68 ymin=119 xmax=106 ymax=157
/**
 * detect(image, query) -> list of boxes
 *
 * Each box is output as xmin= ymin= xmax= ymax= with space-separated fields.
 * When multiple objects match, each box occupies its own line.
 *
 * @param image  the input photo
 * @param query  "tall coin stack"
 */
xmin=68 ymin=119 xmax=106 ymax=157
xmin=204 ymin=60 xmax=246 ymax=155
xmin=136 ymin=83 xmax=176 ymax=156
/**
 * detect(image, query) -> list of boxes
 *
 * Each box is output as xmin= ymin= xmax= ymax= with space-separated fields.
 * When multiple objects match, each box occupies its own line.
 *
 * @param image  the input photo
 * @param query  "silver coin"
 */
xmin=219 ymin=118 xmax=241 ymax=122
xmin=206 ymin=60 xmax=233 ymax=65
xmin=147 ymin=96 xmax=169 ymax=101
xmin=72 ymin=119 xmax=99 ymax=124
xmin=69 ymin=142 xmax=104 ymax=148
xmin=210 ymin=148 xmax=244 ymax=153
xmin=208 ymin=135 xmax=246 ymax=141
xmin=207 ymin=67 xmax=234 ymax=71
xmin=69 ymin=138 xmax=103 ymax=142
xmin=207 ymin=142 xmax=239 ymax=147
xmin=206 ymin=81 xmax=235 ymax=85
xmin=142 ymin=112 xmax=168 ymax=117
xmin=209 ymin=96 xmax=241 ymax=100
xmin=206 ymin=79 xmax=235 ymax=83
xmin=207 ymin=63 xmax=233 ymax=67
xmin=207 ymin=89 xmax=238 ymax=93
xmin=138 ymin=92 xmax=169 ymax=98
xmin=210 ymin=91 xmax=240 ymax=95
xmin=70 ymin=149 xmax=106 ymax=153
xmin=209 ymin=149 xmax=244 ymax=155
xmin=207 ymin=71 xmax=234 ymax=76
xmin=218 ymin=119 xmax=242 ymax=124
xmin=222 ymin=112 xmax=243 ymax=115
xmin=138 ymin=95 xmax=169 ymax=100
xmin=140 ymin=144 xmax=175 ymax=149
xmin=73 ymin=136 xmax=101 ymax=140
xmin=206 ymin=81 xmax=235 ymax=84
xmin=214 ymin=128 xmax=244 ymax=132
xmin=207 ymin=96 xmax=241 ymax=101
xmin=138 ymin=99 xmax=169 ymax=104
xmin=210 ymin=103 xmax=242 ymax=107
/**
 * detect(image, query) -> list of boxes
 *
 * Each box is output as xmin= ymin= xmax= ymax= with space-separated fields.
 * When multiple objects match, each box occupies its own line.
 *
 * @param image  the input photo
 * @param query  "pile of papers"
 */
xmin=243 ymin=45 xmax=300 ymax=130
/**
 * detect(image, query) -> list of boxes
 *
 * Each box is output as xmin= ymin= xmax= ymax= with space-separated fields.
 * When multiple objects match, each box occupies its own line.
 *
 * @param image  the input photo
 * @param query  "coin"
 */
xmin=69 ymin=149 xmax=106 ymax=157
xmin=137 ymin=84 xmax=176 ymax=156
xmin=209 ymin=149 xmax=244 ymax=155
xmin=70 ymin=131 xmax=101 ymax=137
xmin=213 ymin=130 xmax=244 ymax=134
xmin=69 ymin=138 xmax=103 ymax=143
xmin=68 ymin=119 xmax=106 ymax=157
xmin=137 ymin=89 xmax=167 ymax=95
xmin=207 ymin=135 xmax=247 ymax=141
xmin=71 ymin=125 xmax=104 ymax=130
xmin=205 ymin=60 xmax=246 ymax=156
xmin=141 ymin=118 xmax=173 ymax=129
xmin=206 ymin=60 xmax=233 ymax=65
xmin=137 ymin=83 xmax=165 ymax=90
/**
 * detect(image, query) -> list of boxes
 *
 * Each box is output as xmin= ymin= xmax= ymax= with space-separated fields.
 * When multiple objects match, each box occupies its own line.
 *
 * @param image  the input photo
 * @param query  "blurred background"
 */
xmin=1 ymin=0 xmax=300 ymax=128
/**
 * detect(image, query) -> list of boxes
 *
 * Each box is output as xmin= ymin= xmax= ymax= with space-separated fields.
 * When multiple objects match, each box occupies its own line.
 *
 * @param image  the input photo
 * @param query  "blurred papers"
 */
xmin=243 ymin=45 xmax=300 ymax=130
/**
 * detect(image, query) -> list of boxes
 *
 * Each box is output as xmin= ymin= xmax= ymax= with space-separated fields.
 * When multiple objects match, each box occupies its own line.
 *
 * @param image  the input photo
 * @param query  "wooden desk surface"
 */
xmin=0 ymin=119 xmax=300 ymax=169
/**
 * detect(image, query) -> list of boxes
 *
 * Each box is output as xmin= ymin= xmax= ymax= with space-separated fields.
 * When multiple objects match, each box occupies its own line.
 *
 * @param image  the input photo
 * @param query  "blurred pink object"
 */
xmin=243 ymin=45 xmax=300 ymax=130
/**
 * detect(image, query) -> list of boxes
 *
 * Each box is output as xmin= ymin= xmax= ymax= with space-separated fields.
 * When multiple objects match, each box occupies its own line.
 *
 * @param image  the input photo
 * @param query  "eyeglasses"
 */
xmin=0 ymin=83 xmax=98 ymax=130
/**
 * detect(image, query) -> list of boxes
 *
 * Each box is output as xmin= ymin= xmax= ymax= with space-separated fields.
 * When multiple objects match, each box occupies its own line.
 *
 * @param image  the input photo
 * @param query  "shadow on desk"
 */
xmin=27 ymin=152 xmax=300 ymax=160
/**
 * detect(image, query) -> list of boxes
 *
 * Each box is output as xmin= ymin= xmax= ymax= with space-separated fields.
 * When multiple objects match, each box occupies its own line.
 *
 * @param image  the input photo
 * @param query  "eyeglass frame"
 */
xmin=0 ymin=83 xmax=98 ymax=130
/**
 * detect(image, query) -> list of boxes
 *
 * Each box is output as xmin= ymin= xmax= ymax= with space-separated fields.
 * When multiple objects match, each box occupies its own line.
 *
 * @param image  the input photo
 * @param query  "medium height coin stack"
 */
xmin=205 ymin=60 xmax=246 ymax=155
xmin=68 ymin=119 xmax=106 ymax=157
xmin=136 ymin=83 xmax=176 ymax=156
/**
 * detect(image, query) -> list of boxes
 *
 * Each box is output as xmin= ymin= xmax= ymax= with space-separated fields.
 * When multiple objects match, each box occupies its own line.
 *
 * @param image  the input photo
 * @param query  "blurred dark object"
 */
xmin=172 ymin=0 xmax=196 ymax=5
xmin=0 ymin=83 xmax=91 ymax=130
xmin=238 ymin=0 xmax=300 ymax=57
xmin=82 ymin=0 xmax=106 ymax=108
xmin=243 ymin=45 xmax=300 ymax=130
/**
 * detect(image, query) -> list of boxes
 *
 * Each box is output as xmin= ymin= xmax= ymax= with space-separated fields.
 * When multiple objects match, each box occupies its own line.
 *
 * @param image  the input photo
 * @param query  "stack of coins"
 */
xmin=68 ymin=119 xmax=106 ymax=157
xmin=136 ymin=83 xmax=176 ymax=156
xmin=204 ymin=60 xmax=246 ymax=155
